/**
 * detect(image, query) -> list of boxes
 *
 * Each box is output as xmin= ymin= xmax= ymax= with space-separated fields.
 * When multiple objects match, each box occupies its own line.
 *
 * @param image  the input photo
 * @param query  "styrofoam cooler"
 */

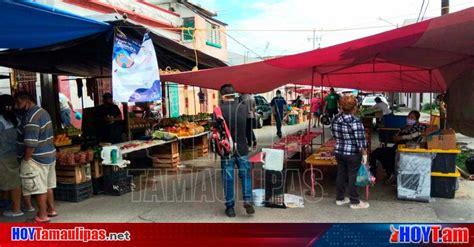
xmin=397 ymin=152 xmax=433 ymax=202
xmin=252 ymin=189 xmax=265 ymax=207
xmin=261 ymin=148 xmax=284 ymax=171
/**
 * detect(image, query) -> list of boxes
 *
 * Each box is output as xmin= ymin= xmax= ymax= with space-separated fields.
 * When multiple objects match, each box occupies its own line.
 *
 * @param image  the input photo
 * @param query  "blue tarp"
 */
xmin=0 ymin=0 xmax=111 ymax=49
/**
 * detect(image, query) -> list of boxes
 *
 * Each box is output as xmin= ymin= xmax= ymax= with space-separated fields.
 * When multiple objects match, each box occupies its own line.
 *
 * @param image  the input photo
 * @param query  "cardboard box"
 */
xmin=427 ymin=129 xmax=457 ymax=150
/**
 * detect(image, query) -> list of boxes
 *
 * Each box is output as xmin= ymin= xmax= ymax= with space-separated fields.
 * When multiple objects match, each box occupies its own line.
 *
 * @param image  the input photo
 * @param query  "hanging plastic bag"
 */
xmin=356 ymin=164 xmax=372 ymax=187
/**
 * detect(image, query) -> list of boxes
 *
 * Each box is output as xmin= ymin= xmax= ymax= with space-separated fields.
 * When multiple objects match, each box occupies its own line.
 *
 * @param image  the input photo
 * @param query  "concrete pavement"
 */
xmin=1 ymin=122 xmax=473 ymax=223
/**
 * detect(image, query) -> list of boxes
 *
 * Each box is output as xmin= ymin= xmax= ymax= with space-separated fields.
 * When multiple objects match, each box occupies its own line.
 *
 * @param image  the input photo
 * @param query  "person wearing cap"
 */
xmin=325 ymin=88 xmax=340 ymax=120
xmin=270 ymin=90 xmax=287 ymax=138
xmin=218 ymin=84 xmax=255 ymax=218
xmin=96 ymin=93 xmax=123 ymax=144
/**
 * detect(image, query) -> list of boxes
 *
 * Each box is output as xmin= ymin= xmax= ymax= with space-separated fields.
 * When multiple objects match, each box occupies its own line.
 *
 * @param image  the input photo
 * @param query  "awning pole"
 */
xmin=321 ymin=74 xmax=325 ymax=145
xmin=308 ymin=67 xmax=315 ymax=132
xmin=429 ymin=70 xmax=433 ymax=125
xmin=193 ymin=86 xmax=197 ymax=114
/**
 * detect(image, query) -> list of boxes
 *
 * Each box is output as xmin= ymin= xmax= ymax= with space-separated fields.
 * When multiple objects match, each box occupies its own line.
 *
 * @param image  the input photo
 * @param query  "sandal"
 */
xmin=33 ymin=216 xmax=50 ymax=223
xmin=48 ymin=212 xmax=59 ymax=217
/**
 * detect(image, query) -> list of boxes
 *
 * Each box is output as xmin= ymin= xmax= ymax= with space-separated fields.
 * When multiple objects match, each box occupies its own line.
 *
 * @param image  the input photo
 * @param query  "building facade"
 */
xmin=28 ymin=0 xmax=228 ymax=115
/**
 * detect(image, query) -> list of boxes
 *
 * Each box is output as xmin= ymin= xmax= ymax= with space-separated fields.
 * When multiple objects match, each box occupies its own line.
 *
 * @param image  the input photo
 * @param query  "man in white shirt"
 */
xmin=58 ymin=93 xmax=76 ymax=127
xmin=370 ymin=97 xmax=392 ymax=116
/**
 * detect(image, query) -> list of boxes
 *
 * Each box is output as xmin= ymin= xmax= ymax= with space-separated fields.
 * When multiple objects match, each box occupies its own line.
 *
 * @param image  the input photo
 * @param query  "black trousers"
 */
xmin=370 ymin=146 xmax=396 ymax=178
xmin=274 ymin=114 xmax=283 ymax=136
xmin=246 ymin=118 xmax=256 ymax=146
xmin=335 ymin=153 xmax=362 ymax=204
xmin=327 ymin=108 xmax=338 ymax=119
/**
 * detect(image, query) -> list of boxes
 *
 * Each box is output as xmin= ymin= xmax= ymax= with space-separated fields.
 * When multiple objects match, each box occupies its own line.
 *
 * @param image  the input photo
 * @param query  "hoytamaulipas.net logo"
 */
xmin=11 ymin=227 xmax=131 ymax=242
xmin=390 ymin=224 xmax=469 ymax=244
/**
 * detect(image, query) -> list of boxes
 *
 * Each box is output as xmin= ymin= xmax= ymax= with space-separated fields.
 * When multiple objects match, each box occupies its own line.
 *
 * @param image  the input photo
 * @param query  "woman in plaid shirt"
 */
xmin=331 ymin=95 xmax=369 ymax=209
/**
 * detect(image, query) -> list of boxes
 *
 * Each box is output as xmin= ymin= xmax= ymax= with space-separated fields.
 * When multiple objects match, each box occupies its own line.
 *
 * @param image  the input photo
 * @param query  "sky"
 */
xmin=192 ymin=0 xmax=473 ymax=58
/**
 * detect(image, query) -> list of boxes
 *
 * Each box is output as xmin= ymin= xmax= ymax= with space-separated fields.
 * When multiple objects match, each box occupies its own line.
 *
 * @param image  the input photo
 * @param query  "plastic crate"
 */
xmin=102 ymin=166 xmax=127 ymax=179
xmin=432 ymin=153 xmax=457 ymax=173
xmin=431 ymin=171 xmax=460 ymax=199
xmin=104 ymin=176 xmax=132 ymax=196
xmin=92 ymin=177 xmax=104 ymax=195
xmin=54 ymin=180 xmax=93 ymax=202
xmin=264 ymin=169 xmax=286 ymax=208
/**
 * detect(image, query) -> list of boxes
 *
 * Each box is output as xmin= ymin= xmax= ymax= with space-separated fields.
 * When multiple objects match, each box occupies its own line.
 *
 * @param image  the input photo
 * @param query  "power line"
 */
xmin=221 ymin=31 xmax=263 ymax=59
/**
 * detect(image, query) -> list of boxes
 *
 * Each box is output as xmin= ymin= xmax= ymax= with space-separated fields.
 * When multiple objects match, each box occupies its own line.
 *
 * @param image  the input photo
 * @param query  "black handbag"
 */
xmin=320 ymin=114 xmax=331 ymax=126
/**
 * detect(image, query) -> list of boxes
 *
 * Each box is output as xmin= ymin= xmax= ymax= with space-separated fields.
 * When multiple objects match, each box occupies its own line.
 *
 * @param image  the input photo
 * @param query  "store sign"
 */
xmin=112 ymin=33 xmax=161 ymax=103
xmin=168 ymin=83 xmax=180 ymax=118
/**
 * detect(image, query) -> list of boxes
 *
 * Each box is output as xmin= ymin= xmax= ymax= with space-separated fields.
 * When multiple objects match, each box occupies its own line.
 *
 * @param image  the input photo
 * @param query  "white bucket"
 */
xmin=252 ymin=189 xmax=265 ymax=207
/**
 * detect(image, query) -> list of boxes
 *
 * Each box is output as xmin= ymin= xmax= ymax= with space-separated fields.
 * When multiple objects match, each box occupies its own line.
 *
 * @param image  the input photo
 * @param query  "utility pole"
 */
xmin=442 ymin=0 xmax=449 ymax=15
xmin=309 ymin=29 xmax=322 ymax=49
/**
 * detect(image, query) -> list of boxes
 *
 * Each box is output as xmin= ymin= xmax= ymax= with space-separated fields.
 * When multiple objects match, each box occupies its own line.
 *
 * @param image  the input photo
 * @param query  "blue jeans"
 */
xmin=60 ymin=109 xmax=71 ymax=126
xmin=221 ymin=155 xmax=253 ymax=208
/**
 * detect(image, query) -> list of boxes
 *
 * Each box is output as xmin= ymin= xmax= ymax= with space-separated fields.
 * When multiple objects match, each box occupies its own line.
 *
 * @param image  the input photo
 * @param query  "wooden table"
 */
xmin=116 ymin=140 xmax=176 ymax=155
xmin=305 ymin=152 xmax=337 ymax=196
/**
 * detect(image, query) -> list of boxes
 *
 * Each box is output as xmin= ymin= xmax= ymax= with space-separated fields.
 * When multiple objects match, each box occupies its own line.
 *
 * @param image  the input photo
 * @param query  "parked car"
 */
xmin=361 ymin=95 xmax=389 ymax=107
xmin=254 ymin=95 xmax=272 ymax=128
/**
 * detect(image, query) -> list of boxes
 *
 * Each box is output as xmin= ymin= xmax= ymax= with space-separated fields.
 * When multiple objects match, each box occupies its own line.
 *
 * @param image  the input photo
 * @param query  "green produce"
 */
xmin=152 ymin=130 xmax=177 ymax=141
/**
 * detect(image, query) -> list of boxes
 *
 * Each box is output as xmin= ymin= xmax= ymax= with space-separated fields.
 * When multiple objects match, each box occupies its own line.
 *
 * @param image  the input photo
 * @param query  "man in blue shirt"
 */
xmin=15 ymin=92 xmax=57 ymax=223
xmin=270 ymin=90 xmax=287 ymax=138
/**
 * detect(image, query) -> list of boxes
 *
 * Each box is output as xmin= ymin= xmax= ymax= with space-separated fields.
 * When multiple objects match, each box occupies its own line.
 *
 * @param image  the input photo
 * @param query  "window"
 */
xmin=206 ymin=21 xmax=222 ymax=48
xmin=182 ymin=17 xmax=195 ymax=42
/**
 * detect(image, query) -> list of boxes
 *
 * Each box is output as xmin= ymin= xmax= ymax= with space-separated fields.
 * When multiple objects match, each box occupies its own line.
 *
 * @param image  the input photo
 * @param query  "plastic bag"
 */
xmin=356 ymin=164 xmax=372 ymax=187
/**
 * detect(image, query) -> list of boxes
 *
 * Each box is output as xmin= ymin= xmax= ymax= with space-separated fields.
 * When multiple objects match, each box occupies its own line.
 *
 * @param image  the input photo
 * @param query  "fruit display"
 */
xmin=64 ymin=126 xmax=81 ymax=136
xmin=54 ymin=134 xmax=72 ymax=146
xmin=57 ymin=150 xmax=94 ymax=166
xmin=164 ymin=121 xmax=206 ymax=137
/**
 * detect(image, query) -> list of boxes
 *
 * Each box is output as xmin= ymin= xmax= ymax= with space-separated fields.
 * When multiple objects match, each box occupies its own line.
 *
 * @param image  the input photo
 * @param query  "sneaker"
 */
xmin=336 ymin=198 xmax=350 ymax=206
xmin=22 ymin=207 xmax=35 ymax=213
xmin=244 ymin=202 xmax=255 ymax=215
xmin=350 ymin=201 xmax=370 ymax=209
xmin=3 ymin=211 xmax=24 ymax=217
xmin=225 ymin=208 xmax=236 ymax=218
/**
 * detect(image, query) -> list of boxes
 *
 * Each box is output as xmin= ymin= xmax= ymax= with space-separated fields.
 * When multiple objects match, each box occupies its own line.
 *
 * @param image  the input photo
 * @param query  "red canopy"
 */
xmin=162 ymin=8 xmax=473 ymax=93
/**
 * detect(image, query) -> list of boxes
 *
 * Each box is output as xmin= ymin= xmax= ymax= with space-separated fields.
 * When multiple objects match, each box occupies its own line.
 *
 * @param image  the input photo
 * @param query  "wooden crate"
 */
xmin=56 ymin=164 xmax=90 ymax=184
xmin=152 ymin=153 xmax=180 ymax=168
xmin=196 ymin=146 xmax=209 ymax=157
xmin=152 ymin=141 xmax=179 ymax=168
xmin=90 ymin=160 xmax=103 ymax=178
xmin=180 ymin=149 xmax=201 ymax=161
xmin=154 ymin=141 xmax=179 ymax=155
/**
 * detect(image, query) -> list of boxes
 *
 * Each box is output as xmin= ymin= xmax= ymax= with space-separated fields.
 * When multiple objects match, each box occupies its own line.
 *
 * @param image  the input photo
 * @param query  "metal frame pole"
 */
xmin=308 ymin=67 xmax=315 ymax=132
xmin=321 ymin=74 xmax=325 ymax=145
xmin=429 ymin=70 xmax=433 ymax=125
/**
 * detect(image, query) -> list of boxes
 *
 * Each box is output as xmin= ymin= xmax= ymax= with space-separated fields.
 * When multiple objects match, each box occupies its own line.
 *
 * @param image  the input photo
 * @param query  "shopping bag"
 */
xmin=355 ymin=164 xmax=372 ymax=187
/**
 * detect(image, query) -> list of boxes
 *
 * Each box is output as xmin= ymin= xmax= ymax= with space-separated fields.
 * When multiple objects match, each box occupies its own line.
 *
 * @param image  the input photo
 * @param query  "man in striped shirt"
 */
xmin=15 ymin=92 xmax=57 ymax=223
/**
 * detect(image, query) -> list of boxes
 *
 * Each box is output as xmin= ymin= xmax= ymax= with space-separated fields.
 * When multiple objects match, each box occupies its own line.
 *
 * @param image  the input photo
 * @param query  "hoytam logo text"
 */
xmin=11 ymin=227 xmax=131 ymax=242
xmin=390 ymin=225 xmax=469 ymax=244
